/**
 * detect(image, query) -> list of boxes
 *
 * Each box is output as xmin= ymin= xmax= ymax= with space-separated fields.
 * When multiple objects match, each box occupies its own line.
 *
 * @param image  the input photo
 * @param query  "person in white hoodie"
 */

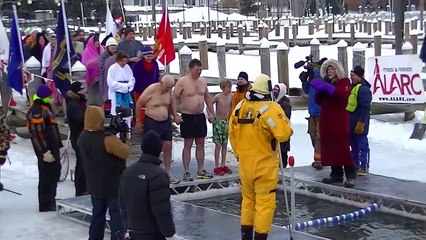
xmin=107 ymin=51 xmax=135 ymax=129
xmin=272 ymin=83 xmax=292 ymax=167
xmin=41 ymin=34 xmax=56 ymax=78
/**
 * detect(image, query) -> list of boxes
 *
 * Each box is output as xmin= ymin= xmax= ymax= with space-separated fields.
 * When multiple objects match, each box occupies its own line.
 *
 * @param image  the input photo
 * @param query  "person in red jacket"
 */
xmin=309 ymin=59 xmax=356 ymax=188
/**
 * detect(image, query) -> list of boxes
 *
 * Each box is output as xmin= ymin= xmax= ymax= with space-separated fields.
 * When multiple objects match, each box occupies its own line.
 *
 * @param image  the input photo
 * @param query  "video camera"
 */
xmin=104 ymin=104 xmax=132 ymax=141
xmin=294 ymin=55 xmax=328 ymax=82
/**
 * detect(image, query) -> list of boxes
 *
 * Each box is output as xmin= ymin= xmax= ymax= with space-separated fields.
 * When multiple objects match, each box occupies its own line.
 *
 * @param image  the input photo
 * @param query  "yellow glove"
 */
xmin=43 ymin=150 xmax=54 ymax=163
xmin=354 ymin=121 xmax=365 ymax=135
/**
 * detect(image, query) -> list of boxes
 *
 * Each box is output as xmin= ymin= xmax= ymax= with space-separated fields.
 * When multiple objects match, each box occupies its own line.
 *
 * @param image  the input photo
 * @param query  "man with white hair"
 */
xmin=135 ymin=75 xmax=179 ymax=184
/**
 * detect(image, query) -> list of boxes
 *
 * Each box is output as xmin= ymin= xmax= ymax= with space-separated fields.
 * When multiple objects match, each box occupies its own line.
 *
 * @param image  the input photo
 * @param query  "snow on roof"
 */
xmin=169 ymin=7 xmax=230 ymax=22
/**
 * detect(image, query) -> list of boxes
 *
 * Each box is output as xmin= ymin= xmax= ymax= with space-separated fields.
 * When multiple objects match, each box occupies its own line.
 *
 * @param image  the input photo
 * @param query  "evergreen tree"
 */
xmin=240 ymin=0 xmax=257 ymax=16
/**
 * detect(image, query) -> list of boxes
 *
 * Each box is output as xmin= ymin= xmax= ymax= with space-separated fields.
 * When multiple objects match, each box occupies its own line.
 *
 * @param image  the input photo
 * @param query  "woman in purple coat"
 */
xmin=132 ymin=46 xmax=160 ymax=123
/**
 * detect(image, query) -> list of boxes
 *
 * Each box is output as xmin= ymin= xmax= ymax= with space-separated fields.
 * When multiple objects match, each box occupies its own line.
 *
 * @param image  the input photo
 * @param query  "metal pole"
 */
xmin=61 ymin=0 xmax=73 ymax=79
xmin=395 ymin=0 xmax=406 ymax=54
xmin=207 ymin=0 xmax=210 ymax=24
xmin=80 ymin=2 xmax=85 ymax=27
xmin=420 ymin=0 xmax=424 ymax=30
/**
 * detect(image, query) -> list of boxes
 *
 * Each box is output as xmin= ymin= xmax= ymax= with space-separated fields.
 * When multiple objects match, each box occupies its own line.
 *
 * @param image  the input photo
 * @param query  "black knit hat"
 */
xmin=351 ymin=66 xmax=364 ymax=78
xmin=70 ymin=81 xmax=84 ymax=93
xmin=238 ymin=71 xmax=248 ymax=81
xmin=141 ymin=130 xmax=163 ymax=157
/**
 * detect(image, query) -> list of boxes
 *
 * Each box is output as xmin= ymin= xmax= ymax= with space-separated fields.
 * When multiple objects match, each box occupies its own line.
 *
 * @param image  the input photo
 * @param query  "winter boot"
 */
xmin=254 ymin=232 xmax=268 ymax=240
xmin=311 ymin=161 xmax=323 ymax=170
xmin=241 ymin=225 xmax=253 ymax=240
xmin=344 ymin=178 xmax=355 ymax=188
xmin=322 ymin=176 xmax=344 ymax=184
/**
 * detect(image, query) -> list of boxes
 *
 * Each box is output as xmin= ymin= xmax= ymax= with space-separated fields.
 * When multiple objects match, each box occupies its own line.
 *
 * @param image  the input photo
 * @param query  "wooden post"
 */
xmin=401 ymin=42 xmax=415 ymax=120
xmin=367 ymin=20 xmax=372 ymax=35
xmin=291 ymin=21 xmax=297 ymax=47
xmin=284 ymin=24 xmax=290 ymax=46
xmin=363 ymin=19 xmax=368 ymax=33
xmin=182 ymin=26 xmax=188 ymax=40
xmin=310 ymin=38 xmax=320 ymax=62
xmin=199 ymin=39 xmax=209 ymax=70
xmin=206 ymin=23 xmax=211 ymax=38
xmin=200 ymin=23 xmax=206 ymax=35
xmin=260 ymin=39 xmax=271 ymax=76
xmin=276 ymin=43 xmax=289 ymax=90
xmin=385 ymin=20 xmax=390 ymax=35
xmin=315 ymin=16 xmax=320 ymax=30
xmin=352 ymin=42 xmax=366 ymax=69
xmin=218 ymin=25 xmax=223 ymax=38
xmin=404 ymin=20 xmax=410 ymax=41
xmin=410 ymin=32 xmax=419 ymax=54
xmin=238 ymin=24 xmax=244 ymax=55
xmin=179 ymin=46 xmax=192 ymax=76
xmin=253 ymin=20 xmax=258 ymax=31
xmin=308 ymin=20 xmax=315 ymax=35
xmin=258 ymin=22 xmax=264 ymax=40
xmin=217 ymin=39 xmax=227 ymax=80
xmin=263 ymin=23 xmax=269 ymax=39
xmin=350 ymin=20 xmax=356 ymax=46
xmin=244 ymin=24 xmax=250 ymax=37
xmin=187 ymin=25 xmax=192 ymax=39
xmin=143 ymin=25 xmax=148 ymax=41
xmin=327 ymin=20 xmax=333 ymax=44
xmin=138 ymin=23 xmax=143 ymax=38
xmin=378 ymin=18 xmax=382 ymax=32
xmin=230 ymin=23 xmax=235 ymax=37
xmin=411 ymin=17 xmax=417 ymax=30
xmin=337 ymin=40 xmax=348 ymax=76
xmin=342 ymin=18 xmax=347 ymax=33
xmin=374 ymin=31 xmax=382 ymax=56
xmin=225 ymin=23 xmax=231 ymax=40
xmin=171 ymin=24 xmax=177 ymax=38
xmin=358 ymin=18 xmax=363 ymax=32
xmin=372 ymin=19 xmax=378 ymax=32
xmin=98 ymin=22 xmax=102 ymax=34
xmin=275 ymin=20 xmax=280 ymax=36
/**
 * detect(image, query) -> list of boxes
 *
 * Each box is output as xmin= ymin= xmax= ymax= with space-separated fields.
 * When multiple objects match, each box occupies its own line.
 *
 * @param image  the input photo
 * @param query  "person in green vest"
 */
xmin=347 ymin=66 xmax=372 ymax=176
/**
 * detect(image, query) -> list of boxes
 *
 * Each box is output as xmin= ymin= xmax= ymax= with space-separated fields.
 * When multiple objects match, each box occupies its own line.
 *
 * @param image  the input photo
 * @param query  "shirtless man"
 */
xmin=135 ymin=75 xmax=180 ymax=184
xmin=172 ymin=59 xmax=215 ymax=181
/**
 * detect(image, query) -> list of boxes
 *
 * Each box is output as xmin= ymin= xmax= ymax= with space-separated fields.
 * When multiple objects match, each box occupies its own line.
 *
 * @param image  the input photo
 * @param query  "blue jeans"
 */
xmin=350 ymin=134 xmax=370 ymax=170
xmin=89 ymin=196 xmax=124 ymax=240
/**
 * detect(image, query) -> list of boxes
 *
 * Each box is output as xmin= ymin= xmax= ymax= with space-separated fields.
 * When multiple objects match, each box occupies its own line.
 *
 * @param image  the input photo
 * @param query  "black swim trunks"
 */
xmin=143 ymin=116 xmax=172 ymax=141
xmin=180 ymin=113 xmax=207 ymax=139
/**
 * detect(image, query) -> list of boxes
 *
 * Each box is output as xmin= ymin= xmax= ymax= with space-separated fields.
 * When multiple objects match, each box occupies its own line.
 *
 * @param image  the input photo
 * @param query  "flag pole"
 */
xmin=119 ymin=0 xmax=126 ymax=23
xmin=61 ymin=0 xmax=73 ymax=82
xmin=12 ymin=5 xmax=26 ymax=71
xmin=164 ymin=0 xmax=169 ymax=74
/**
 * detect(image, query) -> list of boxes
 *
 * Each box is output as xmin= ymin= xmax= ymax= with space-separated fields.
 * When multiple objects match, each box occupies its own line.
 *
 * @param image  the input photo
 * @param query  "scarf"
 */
xmin=143 ymin=59 xmax=154 ymax=72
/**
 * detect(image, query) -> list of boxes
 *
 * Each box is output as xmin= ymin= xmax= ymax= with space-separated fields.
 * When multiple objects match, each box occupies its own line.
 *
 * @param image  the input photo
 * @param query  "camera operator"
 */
xmin=78 ymin=105 xmax=131 ymax=240
xmin=298 ymin=56 xmax=325 ymax=170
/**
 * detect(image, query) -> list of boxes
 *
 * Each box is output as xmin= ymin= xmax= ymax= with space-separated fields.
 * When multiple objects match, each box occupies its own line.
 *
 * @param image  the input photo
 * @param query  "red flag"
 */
xmin=154 ymin=8 xmax=175 ymax=66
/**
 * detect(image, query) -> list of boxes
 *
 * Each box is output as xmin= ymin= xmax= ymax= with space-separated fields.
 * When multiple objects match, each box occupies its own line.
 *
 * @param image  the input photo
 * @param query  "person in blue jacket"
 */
xmin=300 ymin=68 xmax=322 ymax=170
xmin=346 ymin=66 xmax=372 ymax=176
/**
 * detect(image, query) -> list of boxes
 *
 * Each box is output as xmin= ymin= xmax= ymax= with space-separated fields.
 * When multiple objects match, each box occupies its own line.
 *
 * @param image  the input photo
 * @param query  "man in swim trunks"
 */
xmin=172 ymin=59 xmax=215 ymax=181
xmin=135 ymin=75 xmax=180 ymax=184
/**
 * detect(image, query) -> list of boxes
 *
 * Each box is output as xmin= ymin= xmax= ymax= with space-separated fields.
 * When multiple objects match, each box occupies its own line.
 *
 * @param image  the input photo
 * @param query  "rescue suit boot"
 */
xmin=254 ymin=232 xmax=268 ymax=240
xmin=241 ymin=225 xmax=253 ymax=240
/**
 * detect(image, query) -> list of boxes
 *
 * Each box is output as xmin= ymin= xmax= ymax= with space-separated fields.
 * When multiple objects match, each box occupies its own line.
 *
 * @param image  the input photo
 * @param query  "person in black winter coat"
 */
xmin=78 ymin=105 xmax=131 ymax=240
xmin=66 ymin=81 xmax=87 ymax=196
xmin=273 ymin=83 xmax=292 ymax=167
xmin=119 ymin=130 xmax=177 ymax=240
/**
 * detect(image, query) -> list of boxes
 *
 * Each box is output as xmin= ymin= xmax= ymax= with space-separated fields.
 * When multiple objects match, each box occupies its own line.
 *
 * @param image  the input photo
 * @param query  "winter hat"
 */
xmin=36 ymin=85 xmax=52 ymax=98
xmin=351 ymin=65 xmax=364 ymax=78
xmin=237 ymin=71 xmax=249 ymax=81
xmin=106 ymin=37 xmax=117 ymax=47
xmin=141 ymin=130 xmax=163 ymax=158
xmin=252 ymin=74 xmax=271 ymax=95
xmin=142 ymin=46 xmax=153 ymax=55
xmin=70 ymin=81 xmax=85 ymax=93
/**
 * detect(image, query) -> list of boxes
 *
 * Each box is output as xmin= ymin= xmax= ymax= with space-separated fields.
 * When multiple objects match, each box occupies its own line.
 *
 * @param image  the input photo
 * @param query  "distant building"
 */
xmin=124 ymin=0 xmax=218 ymax=7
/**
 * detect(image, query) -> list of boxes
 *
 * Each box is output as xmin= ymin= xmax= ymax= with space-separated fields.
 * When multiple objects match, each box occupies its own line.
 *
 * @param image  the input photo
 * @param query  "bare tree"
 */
xmin=291 ymin=0 xmax=309 ymax=17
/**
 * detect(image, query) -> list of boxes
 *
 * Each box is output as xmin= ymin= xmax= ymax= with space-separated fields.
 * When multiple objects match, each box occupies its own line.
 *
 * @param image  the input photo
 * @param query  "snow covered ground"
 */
xmin=1 ymin=105 xmax=425 ymax=239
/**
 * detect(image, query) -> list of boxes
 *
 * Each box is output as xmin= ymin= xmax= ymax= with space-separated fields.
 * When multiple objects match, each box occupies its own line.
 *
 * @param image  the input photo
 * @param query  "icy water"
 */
xmin=189 ymin=194 xmax=426 ymax=240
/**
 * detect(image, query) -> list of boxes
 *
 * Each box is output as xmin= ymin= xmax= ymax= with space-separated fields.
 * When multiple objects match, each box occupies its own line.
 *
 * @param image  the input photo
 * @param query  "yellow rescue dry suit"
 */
xmin=229 ymin=98 xmax=293 ymax=236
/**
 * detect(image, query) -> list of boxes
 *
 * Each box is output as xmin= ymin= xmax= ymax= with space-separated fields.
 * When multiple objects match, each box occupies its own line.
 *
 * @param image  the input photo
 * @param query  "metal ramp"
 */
xmin=281 ymin=166 xmax=426 ymax=221
xmin=56 ymin=196 xmax=327 ymax=240
xmin=170 ymin=173 xmax=241 ymax=201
